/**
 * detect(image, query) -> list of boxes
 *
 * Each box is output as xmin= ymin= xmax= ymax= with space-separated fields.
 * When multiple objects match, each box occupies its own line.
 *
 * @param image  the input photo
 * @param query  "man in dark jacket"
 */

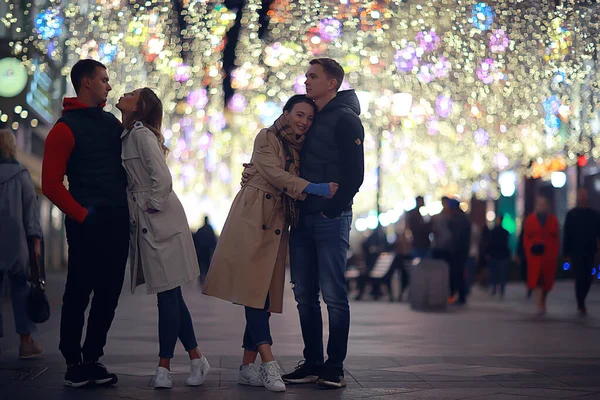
xmin=407 ymin=196 xmax=431 ymax=258
xmin=563 ymin=188 xmax=600 ymax=315
xmin=448 ymin=199 xmax=471 ymax=305
xmin=193 ymin=216 xmax=217 ymax=282
xmin=486 ymin=214 xmax=511 ymax=296
xmin=283 ymin=58 xmax=364 ymax=389
xmin=42 ymin=59 xmax=129 ymax=388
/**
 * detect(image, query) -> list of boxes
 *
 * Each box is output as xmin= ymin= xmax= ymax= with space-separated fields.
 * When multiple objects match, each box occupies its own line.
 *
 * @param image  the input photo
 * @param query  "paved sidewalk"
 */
xmin=1 ymin=272 xmax=600 ymax=399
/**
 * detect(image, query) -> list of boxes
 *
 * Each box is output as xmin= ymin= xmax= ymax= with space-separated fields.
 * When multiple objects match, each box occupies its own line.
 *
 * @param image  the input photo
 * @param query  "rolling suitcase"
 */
xmin=409 ymin=258 xmax=449 ymax=311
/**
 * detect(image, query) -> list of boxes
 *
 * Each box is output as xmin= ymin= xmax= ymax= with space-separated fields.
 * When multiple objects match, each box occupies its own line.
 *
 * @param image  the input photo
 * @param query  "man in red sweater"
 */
xmin=42 ymin=59 xmax=129 ymax=388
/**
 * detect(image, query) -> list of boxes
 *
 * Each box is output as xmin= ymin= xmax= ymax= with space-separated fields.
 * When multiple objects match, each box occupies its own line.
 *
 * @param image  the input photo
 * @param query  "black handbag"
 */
xmin=28 ymin=248 xmax=50 ymax=324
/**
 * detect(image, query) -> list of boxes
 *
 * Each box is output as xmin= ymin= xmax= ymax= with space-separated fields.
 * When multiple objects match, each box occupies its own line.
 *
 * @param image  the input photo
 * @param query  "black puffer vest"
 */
xmin=58 ymin=107 xmax=127 ymax=208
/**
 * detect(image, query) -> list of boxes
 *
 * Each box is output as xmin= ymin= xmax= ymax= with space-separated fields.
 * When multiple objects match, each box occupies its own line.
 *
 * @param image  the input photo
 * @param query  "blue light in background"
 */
xmin=35 ymin=8 xmax=64 ymax=40
xmin=563 ymin=262 xmax=570 ymax=271
xmin=592 ymin=267 xmax=597 ymax=276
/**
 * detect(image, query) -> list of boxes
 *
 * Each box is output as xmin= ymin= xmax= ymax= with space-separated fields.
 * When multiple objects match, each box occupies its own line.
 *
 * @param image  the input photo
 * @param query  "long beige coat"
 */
xmin=121 ymin=121 xmax=199 ymax=295
xmin=202 ymin=127 xmax=309 ymax=313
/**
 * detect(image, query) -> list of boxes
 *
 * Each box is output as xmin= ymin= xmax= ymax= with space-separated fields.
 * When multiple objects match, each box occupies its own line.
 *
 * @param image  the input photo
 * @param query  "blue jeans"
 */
xmin=289 ymin=211 xmax=352 ymax=374
xmin=243 ymin=294 xmax=272 ymax=351
xmin=157 ymin=286 xmax=198 ymax=359
xmin=489 ymin=258 xmax=508 ymax=295
xmin=0 ymin=269 xmax=36 ymax=338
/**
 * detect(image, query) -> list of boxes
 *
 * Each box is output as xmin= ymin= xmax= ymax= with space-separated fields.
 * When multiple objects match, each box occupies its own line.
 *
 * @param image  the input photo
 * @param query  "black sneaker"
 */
xmin=317 ymin=368 xmax=346 ymax=389
xmin=85 ymin=361 xmax=118 ymax=386
xmin=282 ymin=360 xmax=319 ymax=384
xmin=64 ymin=364 xmax=90 ymax=388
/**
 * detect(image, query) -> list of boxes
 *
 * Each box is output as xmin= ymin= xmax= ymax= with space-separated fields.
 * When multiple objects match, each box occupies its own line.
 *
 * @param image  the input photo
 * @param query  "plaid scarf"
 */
xmin=270 ymin=115 xmax=305 ymax=227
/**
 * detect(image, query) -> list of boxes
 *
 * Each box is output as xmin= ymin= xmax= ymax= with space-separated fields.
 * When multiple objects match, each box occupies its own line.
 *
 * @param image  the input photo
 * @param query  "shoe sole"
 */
xmin=317 ymin=378 xmax=346 ymax=389
xmin=265 ymin=386 xmax=286 ymax=392
xmin=238 ymin=378 xmax=264 ymax=387
xmin=282 ymin=376 xmax=318 ymax=384
xmin=154 ymin=384 xmax=173 ymax=389
xmin=19 ymin=353 xmax=44 ymax=360
xmin=94 ymin=376 xmax=118 ymax=386
xmin=64 ymin=380 xmax=90 ymax=388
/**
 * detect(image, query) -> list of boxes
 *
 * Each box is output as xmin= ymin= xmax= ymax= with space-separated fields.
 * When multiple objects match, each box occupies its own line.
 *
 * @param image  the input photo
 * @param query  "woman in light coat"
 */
xmin=0 ymin=129 xmax=44 ymax=359
xmin=116 ymin=88 xmax=209 ymax=389
xmin=203 ymin=95 xmax=337 ymax=392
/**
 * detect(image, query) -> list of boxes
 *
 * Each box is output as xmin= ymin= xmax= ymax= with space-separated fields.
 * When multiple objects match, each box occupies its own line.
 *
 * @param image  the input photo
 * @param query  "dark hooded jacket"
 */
xmin=299 ymin=90 xmax=365 ymax=218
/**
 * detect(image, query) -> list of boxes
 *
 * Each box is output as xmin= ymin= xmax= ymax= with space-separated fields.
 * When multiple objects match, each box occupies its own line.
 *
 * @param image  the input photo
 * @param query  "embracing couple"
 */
xmin=202 ymin=57 xmax=365 ymax=391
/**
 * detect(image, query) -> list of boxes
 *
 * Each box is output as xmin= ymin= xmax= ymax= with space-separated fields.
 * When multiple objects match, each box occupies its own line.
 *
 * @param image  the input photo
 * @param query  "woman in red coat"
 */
xmin=523 ymin=196 xmax=560 ymax=315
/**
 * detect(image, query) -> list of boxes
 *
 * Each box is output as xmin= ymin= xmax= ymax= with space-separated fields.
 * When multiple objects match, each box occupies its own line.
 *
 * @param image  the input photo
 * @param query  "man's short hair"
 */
xmin=70 ymin=59 xmax=106 ymax=94
xmin=309 ymin=58 xmax=345 ymax=91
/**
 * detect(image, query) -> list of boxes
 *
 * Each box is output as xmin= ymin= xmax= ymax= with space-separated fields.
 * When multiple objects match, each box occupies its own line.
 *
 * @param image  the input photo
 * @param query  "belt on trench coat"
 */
xmin=128 ymin=184 xmax=153 ymax=193
xmin=244 ymin=180 xmax=282 ymax=230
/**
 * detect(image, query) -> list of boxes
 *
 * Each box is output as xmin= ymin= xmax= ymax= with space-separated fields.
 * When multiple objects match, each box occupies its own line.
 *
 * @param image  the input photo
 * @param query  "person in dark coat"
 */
xmin=193 ymin=216 xmax=218 ymax=283
xmin=486 ymin=214 xmax=511 ymax=297
xmin=563 ymin=188 xmax=600 ymax=316
xmin=448 ymin=199 xmax=471 ymax=304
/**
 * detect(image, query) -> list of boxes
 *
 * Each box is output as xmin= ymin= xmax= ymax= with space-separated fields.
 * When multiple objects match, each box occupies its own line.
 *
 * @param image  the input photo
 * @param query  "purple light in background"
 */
xmin=227 ymin=93 xmax=247 ymax=113
xmin=209 ymin=112 xmax=227 ymax=132
xmin=477 ymin=58 xmax=496 ymax=84
xmin=435 ymin=94 xmax=453 ymax=118
xmin=293 ymin=75 xmax=306 ymax=94
xmin=395 ymin=46 xmax=419 ymax=72
xmin=416 ymin=30 xmax=441 ymax=52
xmin=427 ymin=119 xmax=439 ymax=135
xmin=318 ymin=18 xmax=342 ymax=41
xmin=432 ymin=57 xmax=451 ymax=78
xmin=174 ymin=63 xmax=191 ymax=82
xmin=490 ymin=29 xmax=509 ymax=52
xmin=187 ymin=89 xmax=208 ymax=110
xmin=493 ymin=152 xmax=510 ymax=170
xmin=198 ymin=132 xmax=212 ymax=151
xmin=474 ymin=128 xmax=489 ymax=146
xmin=417 ymin=64 xmax=434 ymax=83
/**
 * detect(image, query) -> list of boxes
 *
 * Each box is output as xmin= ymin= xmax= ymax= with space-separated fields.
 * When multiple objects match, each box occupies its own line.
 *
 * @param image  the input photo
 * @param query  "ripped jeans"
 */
xmin=289 ymin=211 xmax=352 ymax=375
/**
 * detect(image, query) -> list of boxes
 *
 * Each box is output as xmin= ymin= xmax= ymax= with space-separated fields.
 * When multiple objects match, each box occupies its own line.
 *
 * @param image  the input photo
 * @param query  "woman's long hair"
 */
xmin=0 ymin=129 xmax=17 ymax=161
xmin=124 ymin=88 xmax=169 ymax=156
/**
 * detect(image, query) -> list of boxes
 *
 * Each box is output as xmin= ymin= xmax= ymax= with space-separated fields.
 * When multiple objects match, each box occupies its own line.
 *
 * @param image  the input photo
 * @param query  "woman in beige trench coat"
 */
xmin=116 ymin=88 xmax=209 ymax=390
xmin=203 ymin=95 xmax=338 ymax=392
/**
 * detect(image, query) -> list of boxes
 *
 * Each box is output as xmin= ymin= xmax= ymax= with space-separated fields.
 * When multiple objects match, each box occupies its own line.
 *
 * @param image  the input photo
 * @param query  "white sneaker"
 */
xmin=185 ymin=355 xmax=210 ymax=386
xmin=259 ymin=361 xmax=286 ymax=392
xmin=154 ymin=367 xmax=173 ymax=389
xmin=238 ymin=364 xmax=263 ymax=387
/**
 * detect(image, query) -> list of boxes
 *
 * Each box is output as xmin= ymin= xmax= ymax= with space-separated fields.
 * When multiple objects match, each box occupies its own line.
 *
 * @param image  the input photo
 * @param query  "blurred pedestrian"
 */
xmin=406 ymin=196 xmax=431 ymax=259
xmin=563 ymin=187 xmax=600 ymax=316
xmin=448 ymin=199 xmax=471 ymax=305
xmin=0 ymin=129 xmax=44 ymax=360
xmin=193 ymin=216 xmax=217 ymax=283
xmin=486 ymin=214 xmax=511 ymax=297
xmin=117 ymin=87 xmax=209 ymax=389
xmin=523 ymin=195 xmax=560 ymax=315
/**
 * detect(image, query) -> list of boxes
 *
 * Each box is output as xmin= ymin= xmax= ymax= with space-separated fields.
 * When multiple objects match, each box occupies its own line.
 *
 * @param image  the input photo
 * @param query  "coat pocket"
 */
xmin=144 ymin=195 xmax=183 ymax=243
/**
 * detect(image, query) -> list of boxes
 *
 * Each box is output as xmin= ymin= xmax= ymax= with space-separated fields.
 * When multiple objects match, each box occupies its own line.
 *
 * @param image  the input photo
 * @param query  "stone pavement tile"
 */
xmin=495 ymin=380 xmax=572 ymax=388
xmin=427 ymin=381 xmax=503 ymax=389
xmin=499 ymin=388 xmax=600 ymax=398
xmin=359 ymin=381 xmax=433 ymax=389
xmin=379 ymin=388 xmax=506 ymax=399
xmin=465 ymin=395 xmax=551 ymax=400
xmin=414 ymin=373 xmax=489 ymax=382
xmin=554 ymin=376 xmax=600 ymax=387
xmin=482 ymin=371 xmax=548 ymax=380
xmin=349 ymin=370 xmax=424 ymax=382
xmin=383 ymin=363 xmax=534 ymax=377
